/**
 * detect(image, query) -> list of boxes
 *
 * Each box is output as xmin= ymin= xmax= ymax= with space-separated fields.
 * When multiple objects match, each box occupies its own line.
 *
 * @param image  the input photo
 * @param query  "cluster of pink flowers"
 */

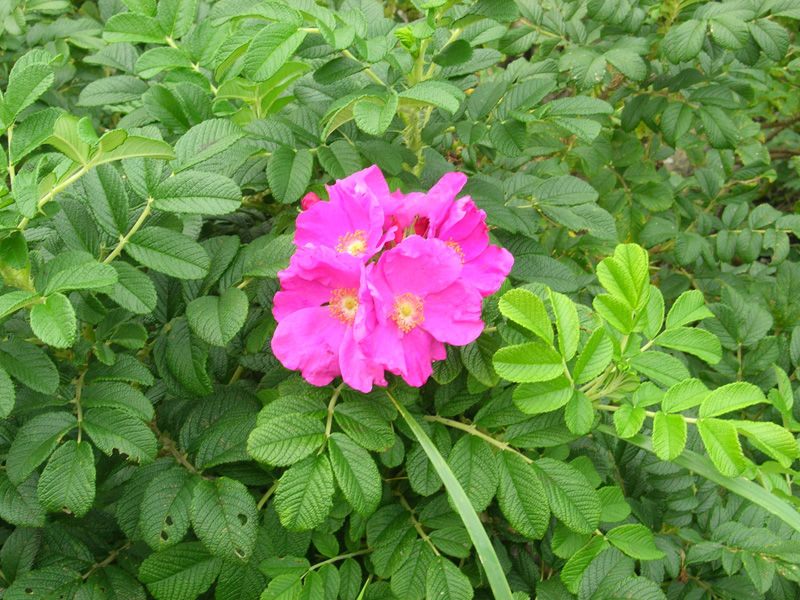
xmin=271 ymin=166 xmax=514 ymax=392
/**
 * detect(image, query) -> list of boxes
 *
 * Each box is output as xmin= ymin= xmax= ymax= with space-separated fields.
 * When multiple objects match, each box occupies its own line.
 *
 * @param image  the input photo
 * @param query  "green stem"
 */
xmin=398 ymin=493 xmax=440 ymax=556
xmin=103 ymin=198 xmax=153 ymax=263
xmin=306 ymin=549 xmax=372 ymax=574
xmin=594 ymin=402 xmax=698 ymax=424
xmin=319 ymin=383 xmax=345 ymax=453
xmin=425 ymin=414 xmax=533 ymax=463
xmin=257 ymin=481 xmax=279 ymax=510
xmin=342 ymin=49 xmax=386 ymax=86
xmin=18 ymin=165 xmax=89 ymax=230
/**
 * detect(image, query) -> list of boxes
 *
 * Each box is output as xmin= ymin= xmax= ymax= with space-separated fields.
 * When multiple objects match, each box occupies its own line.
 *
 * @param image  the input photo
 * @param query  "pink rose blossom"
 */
xmin=295 ymin=166 xmax=392 ymax=262
xmin=358 ymin=236 xmax=484 ymax=387
xmin=272 ymin=247 xmax=385 ymax=392
xmin=301 ymin=192 xmax=322 ymax=211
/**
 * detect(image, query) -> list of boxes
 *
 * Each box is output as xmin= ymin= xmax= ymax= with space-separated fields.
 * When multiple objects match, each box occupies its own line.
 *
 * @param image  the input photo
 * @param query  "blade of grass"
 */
xmin=387 ymin=392 xmax=514 ymax=600
xmin=596 ymin=424 xmax=800 ymax=534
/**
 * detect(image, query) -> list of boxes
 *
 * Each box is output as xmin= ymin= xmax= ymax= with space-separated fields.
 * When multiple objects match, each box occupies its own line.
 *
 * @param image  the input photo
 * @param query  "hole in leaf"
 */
xmin=165 ymin=515 xmax=174 ymax=526
xmin=234 ymin=547 xmax=246 ymax=559
xmin=160 ymin=530 xmax=169 ymax=541
xmin=24 ymin=589 xmax=33 ymax=595
xmin=237 ymin=513 xmax=248 ymax=526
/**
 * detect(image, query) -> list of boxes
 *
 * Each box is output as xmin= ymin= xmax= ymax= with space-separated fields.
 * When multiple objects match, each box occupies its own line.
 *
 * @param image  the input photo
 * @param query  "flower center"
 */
xmin=336 ymin=230 xmax=367 ymax=256
xmin=329 ymin=288 xmax=359 ymax=325
xmin=392 ymin=293 xmax=425 ymax=333
xmin=445 ymin=239 xmax=465 ymax=263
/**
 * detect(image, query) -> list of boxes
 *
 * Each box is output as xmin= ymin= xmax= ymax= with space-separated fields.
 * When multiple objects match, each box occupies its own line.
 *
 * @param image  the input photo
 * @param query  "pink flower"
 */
xmin=295 ymin=166 xmax=392 ymax=262
xmin=272 ymin=247 xmax=385 ymax=392
xmin=301 ymin=192 xmax=322 ymax=210
xmin=358 ymin=236 xmax=484 ymax=387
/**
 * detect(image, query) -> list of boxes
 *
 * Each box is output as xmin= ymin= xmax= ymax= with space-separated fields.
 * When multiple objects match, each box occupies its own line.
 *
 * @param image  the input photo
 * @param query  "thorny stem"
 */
xmin=103 ymin=198 xmax=153 ymax=263
xmin=398 ymin=493 xmax=440 ymax=556
xmin=257 ymin=481 xmax=279 ymax=510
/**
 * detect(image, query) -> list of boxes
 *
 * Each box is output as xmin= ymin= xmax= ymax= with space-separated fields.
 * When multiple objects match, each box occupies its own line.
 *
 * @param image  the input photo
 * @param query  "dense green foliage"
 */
xmin=2 ymin=0 xmax=800 ymax=598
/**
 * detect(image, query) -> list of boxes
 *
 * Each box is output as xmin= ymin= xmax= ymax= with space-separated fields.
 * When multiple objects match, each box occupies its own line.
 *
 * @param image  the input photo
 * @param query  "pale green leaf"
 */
xmin=37 ymin=440 xmax=95 ymax=517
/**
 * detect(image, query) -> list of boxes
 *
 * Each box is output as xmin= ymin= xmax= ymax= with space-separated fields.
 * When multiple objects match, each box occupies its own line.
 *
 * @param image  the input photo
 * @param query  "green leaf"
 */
xmin=566 ymin=391 xmax=594 ymax=436
xmin=30 ymin=293 xmax=76 ymax=349
xmin=353 ymin=93 xmax=399 ymax=137
xmin=661 ymin=378 xmax=709 ymax=413
xmin=37 ymin=440 xmax=95 ymax=517
xmin=613 ymin=404 xmax=646 ymax=439
xmin=604 ymin=49 xmax=647 ymax=81
xmin=549 ymin=289 xmax=579 ymax=360
xmin=314 ymin=57 xmax=365 ymax=85
xmin=448 ymin=435 xmax=499 ymax=513
xmin=0 ymin=364 xmax=14 ymax=419
xmin=138 ymin=542 xmax=222 ymax=600
xmin=104 ymin=13 xmax=167 ymax=44
xmin=40 ymin=251 xmax=118 ymax=295
xmin=156 ymin=0 xmax=198 ymax=38
xmin=0 ymin=472 xmax=46 ymax=527
xmin=560 ymin=536 xmax=608 ymax=593
xmin=598 ymin=486 xmax=631 ymax=522
xmin=460 ymin=335 xmax=500 ymax=387
xmin=9 ymin=107 xmax=64 ymax=163
xmin=735 ymin=421 xmax=799 ymax=468
xmin=78 ymin=75 xmax=148 ymax=107
xmin=4 ymin=566 xmax=81 ymax=600
xmin=126 ymin=227 xmax=210 ymax=280
xmin=573 ymin=328 xmax=613 ymax=385
xmin=628 ymin=351 xmax=690 ymax=387
xmin=493 ymin=341 xmax=564 ymax=383
xmin=6 ymin=412 xmax=77 ymax=484
xmin=267 ymin=147 xmax=314 ymax=205
xmin=1 ymin=63 xmax=54 ymax=126
xmin=136 ymin=46 xmax=193 ymax=78
xmin=0 ymin=231 xmax=29 ymax=270
xmin=82 ymin=407 xmax=157 ymax=464
xmin=660 ymin=102 xmax=693 ymax=147
xmin=606 ymin=524 xmax=665 ymax=560
xmin=165 ymin=318 xmax=212 ymax=396
xmin=666 ymin=290 xmax=715 ymax=329
xmin=0 ymin=339 xmax=59 ymax=394
xmin=139 ymin=467 xmax=197 ymax=551
xmin=697 ymin=418 xmax=747 ymax=477
xmin=534 ymin=458 xmax=601 ymax=534
xmin=748 ymin=19 xmax=789 ymax=61
xmin=107 ymin=262 xmax=158 ymax=314
xmin=153 ymin=171 xmax=241 ymax=215
xmin=275 ymin=454 xmax=334 ymax=532
xmin=391 ymin=540 xmax=434 ymax=600
xmin=699 ymin=381 xmax=766 ymax=418
xmin=433 ymin=39 xmax=474 ymax=66
xmin=652 ymin=327 xmax=722 ymax=364
xmin=709 ymin=15 xmax=749 ymax=50
xmin=390 ymin=395 xmax=514 ymax=600
xmin=173 ymin=119 xmax=245 ymax=172
xmin=533 ymin=176 xmax=599 ymax=207
xmin=399 ymin=80 xmax=465 ymax=114
xmin=652 ymin=411 xmax=687 ymax=461
xmin=191 ymin=477 xmax=258 ymax=562
xmin=186 ymin=287 xmax=248 ymax=346
xmin=334 ymin=401 xmax=395 ymax=453
xmin=699 ymin=106 xmax=740 ymax=149
xmin=497 ymin=452 xmax=549 ymax=539
xmin=596 ymin=243 xmax=650 ymax=312
xmin=498 ymin=289 xmax=553 ymax=344
xmin=248 ymin=413 xmax=325 ymax=466
xmin=512 ymin=376 xmax=572 ymax=415
xmin=425 ymin=557 xmax=473 ymax=600
xmin=663 ymin=19 xmax=707 ymax=63
xmin=0 ymin=290 xmax=38 ymax=318
xmin=245 ymin=23 xmax=308 ymax=82
xmin=328 ymin=433 xmax=382 ymax=518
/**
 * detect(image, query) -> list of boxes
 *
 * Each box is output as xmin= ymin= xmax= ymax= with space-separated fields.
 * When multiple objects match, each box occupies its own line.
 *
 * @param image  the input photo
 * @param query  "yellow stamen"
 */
xmin=329 ymin=288 xmax=359 ymax=325
xmin=335 ymin=230 xmax=367 ymax=256
xmin=445 ymin=239 xmax=465 ymax=263
xmin=392 ymin=293 xmax=425 ymax=332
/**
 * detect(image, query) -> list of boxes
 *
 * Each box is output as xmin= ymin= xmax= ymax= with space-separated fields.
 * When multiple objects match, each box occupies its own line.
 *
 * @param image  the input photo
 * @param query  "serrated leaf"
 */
xmin=126 ymin=227 xmax=210 ymax=280
xmin=628 ymin=351 xmax=690 ymax=387
xmin=666 ymin=290 xmax=715 ymax=329
xmin=699 ymin=381 xmax=765 ymax=418
xmin=573 ymin=328 xmax=613 ymax=385
xmin=391 ymin=540 xmax=434 ymax=600
xmin=597 ymin=243 xmax=650 ymax=312
xmin=399 ymin=80 xmax=464 ymax=114
xmin=549 ymin=289 xmax=579 ymax=360
xmin=191 ymin=477 xmax=258 ymax=562
xmin=605 ymin=49 xmax=647 ymax=81
xmin=735 ymin=421 xmax=799 ymax=468
xmin=661 ymin=378 xmax=709 ymax=413
xmin=497 ymin=452 xmax=549 ymax=539
xmin=749 ymin=19 xmax=789 ymax=61
xmin=534 ymin=458 xmax=601 ymax=534
xmin=493 ymin=340 xmax=563 ymax=383
xmin=267 ymin=147 xmax=314 ymax=205
xmin=652 ymin=411 xmax=687 ymax=461
xmin=612 ymin=404 xmax=645 ymax=439
xmin=30 ymin=293 xmax=76 ymax=349
xmin=275 ymin=454 xmax=334 ymax=532
xmin=660 ymin=102 xmax=693 ymax=146
xmin=498 ymin=288 xmax=553 ymax=344
xmin=83 ymin=407 xmax=157 ymax=464
xmin=663 ymin=19 xmax=706 ymax=63
xmin=4 ymin=566 xmax=81 ymax=600
xmin=652 ymin=327 xmax=722 ymax=364
xmin=353 ymin=93 xmax=399 ymax=137
xmin=697 ymin=418 xmax=747 ymax=477
xmin=710 ymin=15 xmax=749 ymax=50
xmin=6 ymin=412 xmax=77 ymax=484
xmin=40 ymin=251 xmax=118 ymax=295
xmin=561 ymin=536 xmax=608 ymax=593
xmin=328 ymin=433 xmax=381 ymax=518
xmin=334 ymin=401 xmax=395 ymax=453
xmin=512 ymin=376 xmax=572 ymax=415
xmin=104 ymin=13 xmax=167 ymax=44
xmin=173 ymin=119 xmax=245 ymax=172
xmin=107 ymin=262 xmax=157 ymax=314
xmin=153 ymin=171 xmax=241 ymax=215
xmin=139 ymin=467 xmax=196 ymax=551
xmin=534 ymin=176 xmax=599 ymax=207
xmin=460 ymin=335 xmax=500 ymax=387
xmin=0 ymin=364 xmax=14 ymax=419
xmin=138 ymin=542 xmax=222 ymax=600
xmin=0 ymin=339 xmax=59 ymax=394
xmin=0 ymin=472 xmax=46 ymax=527
xmin=1 ymin=63 xmax=54 ymax=125
xmin=426 ymin=557 xmax=473 ymax=600
xmin=448 ymin=435 xmax=499 ymax=513
xmin=37 ymin=440 xmax=95 ymax=517
xmin=566 ymin=391 xmax=594 ymax=436
xmin=248 ymin=413 xmax=325 ymax=466
xmin=186 ymin=287 xmax=248 ymax=346
xmin=245 ymin=23 xmax=307 ymax=82
xmin=606 ymin=524 xmax=665 ymax=560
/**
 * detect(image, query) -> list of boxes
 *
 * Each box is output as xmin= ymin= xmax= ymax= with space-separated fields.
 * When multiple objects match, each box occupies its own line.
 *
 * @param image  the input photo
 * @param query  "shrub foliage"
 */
xmin=1 ymin=0 xmax=800 ymax=599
